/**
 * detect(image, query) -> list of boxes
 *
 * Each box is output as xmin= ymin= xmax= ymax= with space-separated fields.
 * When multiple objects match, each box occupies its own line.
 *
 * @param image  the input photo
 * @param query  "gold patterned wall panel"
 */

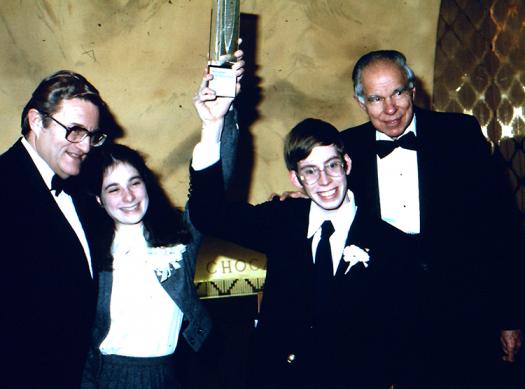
xmin=434 ymin=0 xmax=525 ymax=223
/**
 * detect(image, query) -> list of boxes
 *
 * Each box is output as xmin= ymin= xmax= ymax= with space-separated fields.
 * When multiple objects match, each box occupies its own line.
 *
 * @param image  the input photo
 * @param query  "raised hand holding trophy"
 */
xmin=208 ymin=0 xmax=240 ymax=97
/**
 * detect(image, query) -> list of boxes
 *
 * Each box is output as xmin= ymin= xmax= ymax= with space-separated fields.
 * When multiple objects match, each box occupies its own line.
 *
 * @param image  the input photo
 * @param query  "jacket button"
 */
xmin=420 ymin=263 xmax=430 ymax=272
xmin=286 ymin=354 xmax=295 ymax=364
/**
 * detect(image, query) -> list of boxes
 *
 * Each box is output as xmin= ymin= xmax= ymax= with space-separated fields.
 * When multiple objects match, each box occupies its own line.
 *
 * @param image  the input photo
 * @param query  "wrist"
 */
xmin=200 ymin=119 xmax=224 ymax=144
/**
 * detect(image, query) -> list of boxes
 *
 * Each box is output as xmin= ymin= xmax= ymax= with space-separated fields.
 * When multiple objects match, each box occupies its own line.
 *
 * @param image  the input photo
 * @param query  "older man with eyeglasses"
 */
xmin=0 ymin=70 xmax=116 ymax=388
xmin=342 ymin=50 xmax=524 ymax=388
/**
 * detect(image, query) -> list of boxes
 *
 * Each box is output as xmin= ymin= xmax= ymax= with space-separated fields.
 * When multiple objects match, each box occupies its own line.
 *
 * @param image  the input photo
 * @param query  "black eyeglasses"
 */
xmin=298 ymin=158 xmax=346 ymax=185
xmin=40 ymin=111 xmax=107 ymax=147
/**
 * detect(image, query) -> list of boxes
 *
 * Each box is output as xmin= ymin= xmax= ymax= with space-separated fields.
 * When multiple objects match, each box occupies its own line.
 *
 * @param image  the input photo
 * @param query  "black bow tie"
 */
xmin=51 ymin=174 xmax=74 ymax=197
xmin=376 ymin=131 xmax=418 ymax=158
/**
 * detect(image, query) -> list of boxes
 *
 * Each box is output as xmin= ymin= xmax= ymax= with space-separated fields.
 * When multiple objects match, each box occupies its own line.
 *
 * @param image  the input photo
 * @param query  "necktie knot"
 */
xmin=51 ymin=174 xmax=74 ymax=197
xmin=376 ymin=131 xmax=418 ymax=158
xmin=320 ymin=220 xmax=335 ymax=240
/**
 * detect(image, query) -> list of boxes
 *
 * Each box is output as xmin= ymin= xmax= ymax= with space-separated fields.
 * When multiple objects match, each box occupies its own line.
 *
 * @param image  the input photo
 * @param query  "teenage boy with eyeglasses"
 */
xmin=0 ymin=70 xmax=116 ymax=388
xmin=189 ymin=108 xmax=392 ymax=387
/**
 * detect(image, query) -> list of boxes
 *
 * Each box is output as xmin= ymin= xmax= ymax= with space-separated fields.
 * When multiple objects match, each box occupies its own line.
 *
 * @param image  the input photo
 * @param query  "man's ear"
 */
xmin=410 ymin=86 xmax=416 ymax=101
xmin=27 ymin=108 xmax=44 ymax=136
xmin=353 ymin=95 xmax=367 ymax=113
xmin=343 ymin=154 xmax=352 ymax=175
xmin=288 ymin=170 xmax=304 ymax=189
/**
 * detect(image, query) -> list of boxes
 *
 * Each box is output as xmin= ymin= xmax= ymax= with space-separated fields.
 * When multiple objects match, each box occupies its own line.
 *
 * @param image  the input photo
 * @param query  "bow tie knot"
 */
xmin=376 ymin=131 xmax=418 ymax=158
xmin=51 ymin=174 xmax=75 ymax=197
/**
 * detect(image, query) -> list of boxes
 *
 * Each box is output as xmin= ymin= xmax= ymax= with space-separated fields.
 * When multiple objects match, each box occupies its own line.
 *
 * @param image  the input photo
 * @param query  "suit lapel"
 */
xmin=357 ymin=125 xmax=382 ymax=220
xmin=299 ymin=212 xmax=316 ymax=285
xmin=292 ymin=201 xmax=315 ymax=274
xmin=413 ymin=108 xmax=432 ymax=236
xmin=334 ymin=207 xmax=370 ymax=277
xmin=292 ymin=203 xmax=316 ymax=319
xmin=12 ymin=140 xmax=92 ymax=279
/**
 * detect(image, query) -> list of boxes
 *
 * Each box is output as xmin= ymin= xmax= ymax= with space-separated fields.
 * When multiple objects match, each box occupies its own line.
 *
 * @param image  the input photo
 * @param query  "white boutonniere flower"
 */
xmin=145 ymin=244 xmax=186 ymax=282
xmin=343 ymin=245 xmax=370 ymax=275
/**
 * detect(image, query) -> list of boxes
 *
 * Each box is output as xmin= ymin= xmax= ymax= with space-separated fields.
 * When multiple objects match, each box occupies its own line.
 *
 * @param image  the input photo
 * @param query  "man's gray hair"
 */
xmin=352 ymin=50 xmax=416 ymax=103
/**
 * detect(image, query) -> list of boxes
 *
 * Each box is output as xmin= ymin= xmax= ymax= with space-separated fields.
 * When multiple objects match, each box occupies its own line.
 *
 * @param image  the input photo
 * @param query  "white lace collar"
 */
xmin=111 ymin=224 xmax=186 ymax=282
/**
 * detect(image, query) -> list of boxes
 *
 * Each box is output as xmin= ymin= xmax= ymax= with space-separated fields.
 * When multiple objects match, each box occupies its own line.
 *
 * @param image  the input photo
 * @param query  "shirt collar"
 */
xmin=376 ymin=112 xmax=417 ymax=141
xmin=307 ymin=190 xmax=357 ymax=239
xmin=112 ymin=224 xmax=147 ymax=257
xmin=21 ymin=137 xmax=55 ymax=190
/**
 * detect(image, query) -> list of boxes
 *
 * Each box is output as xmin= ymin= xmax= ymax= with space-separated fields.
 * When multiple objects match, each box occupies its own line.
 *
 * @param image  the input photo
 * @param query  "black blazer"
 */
xmin=188 ymin=161 xmax=391 ymax=388
xmin=0 ymin=139 xmax=96 ymax=388
xmin=341 ymin=107 xmax=523 ymax=329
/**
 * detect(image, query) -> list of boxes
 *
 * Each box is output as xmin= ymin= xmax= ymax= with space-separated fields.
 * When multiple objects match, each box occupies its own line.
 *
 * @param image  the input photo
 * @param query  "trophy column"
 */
xmin=208 ymin=0 xmax=240 ymax=97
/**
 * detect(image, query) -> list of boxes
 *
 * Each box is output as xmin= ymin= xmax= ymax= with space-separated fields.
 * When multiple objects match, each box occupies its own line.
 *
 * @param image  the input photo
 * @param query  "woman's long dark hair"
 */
xmin=82 ymin=143 xmax=191 ymax=270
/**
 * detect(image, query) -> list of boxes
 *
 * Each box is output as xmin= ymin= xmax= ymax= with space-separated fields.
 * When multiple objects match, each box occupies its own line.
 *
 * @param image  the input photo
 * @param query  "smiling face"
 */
xmin=98 ymin=162 xmax=150 ymax=227
xmin=28 ymin=98 xmax=100 ymax=178
xmin=356 ymin=60 xmax=415 ymax=139
xmin=289 ymin=145 xmax=352 ymax=212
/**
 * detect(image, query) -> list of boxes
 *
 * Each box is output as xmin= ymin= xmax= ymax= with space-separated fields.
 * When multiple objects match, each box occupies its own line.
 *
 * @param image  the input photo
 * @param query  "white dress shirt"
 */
xmin=99 ymin=225 xmax=184 ymax=357
xmin=376 ymin=115 xmax=420 ymax=234
xmin=307 ymin=191 xmax=357 ymax=275
xmin=21 ymin=137 xmax=93 ymax=276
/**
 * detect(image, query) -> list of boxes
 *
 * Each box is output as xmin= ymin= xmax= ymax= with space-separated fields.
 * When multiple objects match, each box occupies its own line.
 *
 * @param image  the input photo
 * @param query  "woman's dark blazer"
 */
xmin=81 ymin=111 xmax=239 ymax=386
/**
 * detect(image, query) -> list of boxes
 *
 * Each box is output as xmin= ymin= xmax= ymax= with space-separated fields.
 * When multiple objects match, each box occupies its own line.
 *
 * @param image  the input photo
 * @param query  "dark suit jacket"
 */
xmin=0 ymin=139 xmax=96 ymax=388
xmin=341 ymin=107 xmax=523 ymax=378
xmin=188 ymin=162 xmax=391 ymax=388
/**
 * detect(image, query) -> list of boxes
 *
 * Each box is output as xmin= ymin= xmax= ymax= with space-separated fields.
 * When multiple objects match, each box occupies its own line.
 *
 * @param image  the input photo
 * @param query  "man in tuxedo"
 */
xmin=0 ymin=71 xmax=114 ymax=388
xmin=342 ymin=49 xmax=524 ymax=388
xmin=189 ymin=92 xmax=391 ymax=388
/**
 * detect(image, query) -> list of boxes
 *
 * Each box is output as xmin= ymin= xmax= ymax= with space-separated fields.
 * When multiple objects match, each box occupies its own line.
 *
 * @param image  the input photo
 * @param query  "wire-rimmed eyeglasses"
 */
xmin=298 ymin=158 xmax=346 ymax=185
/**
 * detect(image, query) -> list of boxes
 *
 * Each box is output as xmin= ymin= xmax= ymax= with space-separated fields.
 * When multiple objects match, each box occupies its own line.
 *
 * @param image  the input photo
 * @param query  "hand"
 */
xmin=500 ymin=329 xmax=523 ymax=363
xmin=193 ymin=45 xmax=245 ymax=128
xmin=268 ymin=190 xmax=308 ymax=201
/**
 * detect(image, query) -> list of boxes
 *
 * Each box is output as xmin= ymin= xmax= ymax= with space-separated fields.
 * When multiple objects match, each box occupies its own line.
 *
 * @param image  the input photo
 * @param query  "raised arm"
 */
xmin=188 ymin=46 xmax=287 ymax=253
xmin=192 ymin=47 xmax=244 ymax=188
xmin=183 ymin=48 xmax=245 ymax=273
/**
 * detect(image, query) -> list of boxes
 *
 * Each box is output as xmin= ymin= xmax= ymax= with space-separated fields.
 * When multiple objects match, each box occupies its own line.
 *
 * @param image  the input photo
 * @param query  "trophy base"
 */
xmin=208 ymin=65 xmax=237 ymax=98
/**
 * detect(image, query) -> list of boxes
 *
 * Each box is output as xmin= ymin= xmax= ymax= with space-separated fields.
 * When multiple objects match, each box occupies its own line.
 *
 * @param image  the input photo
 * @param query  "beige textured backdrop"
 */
xmin=0 ymin=0 xmax=440 ymax=283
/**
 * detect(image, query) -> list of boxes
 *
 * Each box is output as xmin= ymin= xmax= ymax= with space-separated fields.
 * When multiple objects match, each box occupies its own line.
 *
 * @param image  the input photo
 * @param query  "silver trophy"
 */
xmin=208 ymin=0 xmax=240 ymax=97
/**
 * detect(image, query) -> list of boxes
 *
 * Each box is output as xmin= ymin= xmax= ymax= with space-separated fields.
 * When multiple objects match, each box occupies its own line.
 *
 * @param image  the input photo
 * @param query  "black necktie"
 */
xmin=376 ymin=131 xmax=418 ymax=158
xmin=314 ymin=220 xmax=335 ymax=320
xmin=51 ymin=174 xmax=74 ymax=197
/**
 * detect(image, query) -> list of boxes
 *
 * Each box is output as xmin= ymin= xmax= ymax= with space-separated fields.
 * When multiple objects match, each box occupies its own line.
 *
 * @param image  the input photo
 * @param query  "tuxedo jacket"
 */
xmin=0 ymin=139 xmax=97 ymax=388
xmin=341 ymin=107 xmax=523 ymax=330
xmin=188 ymin=162 xmax=392 ymax=388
